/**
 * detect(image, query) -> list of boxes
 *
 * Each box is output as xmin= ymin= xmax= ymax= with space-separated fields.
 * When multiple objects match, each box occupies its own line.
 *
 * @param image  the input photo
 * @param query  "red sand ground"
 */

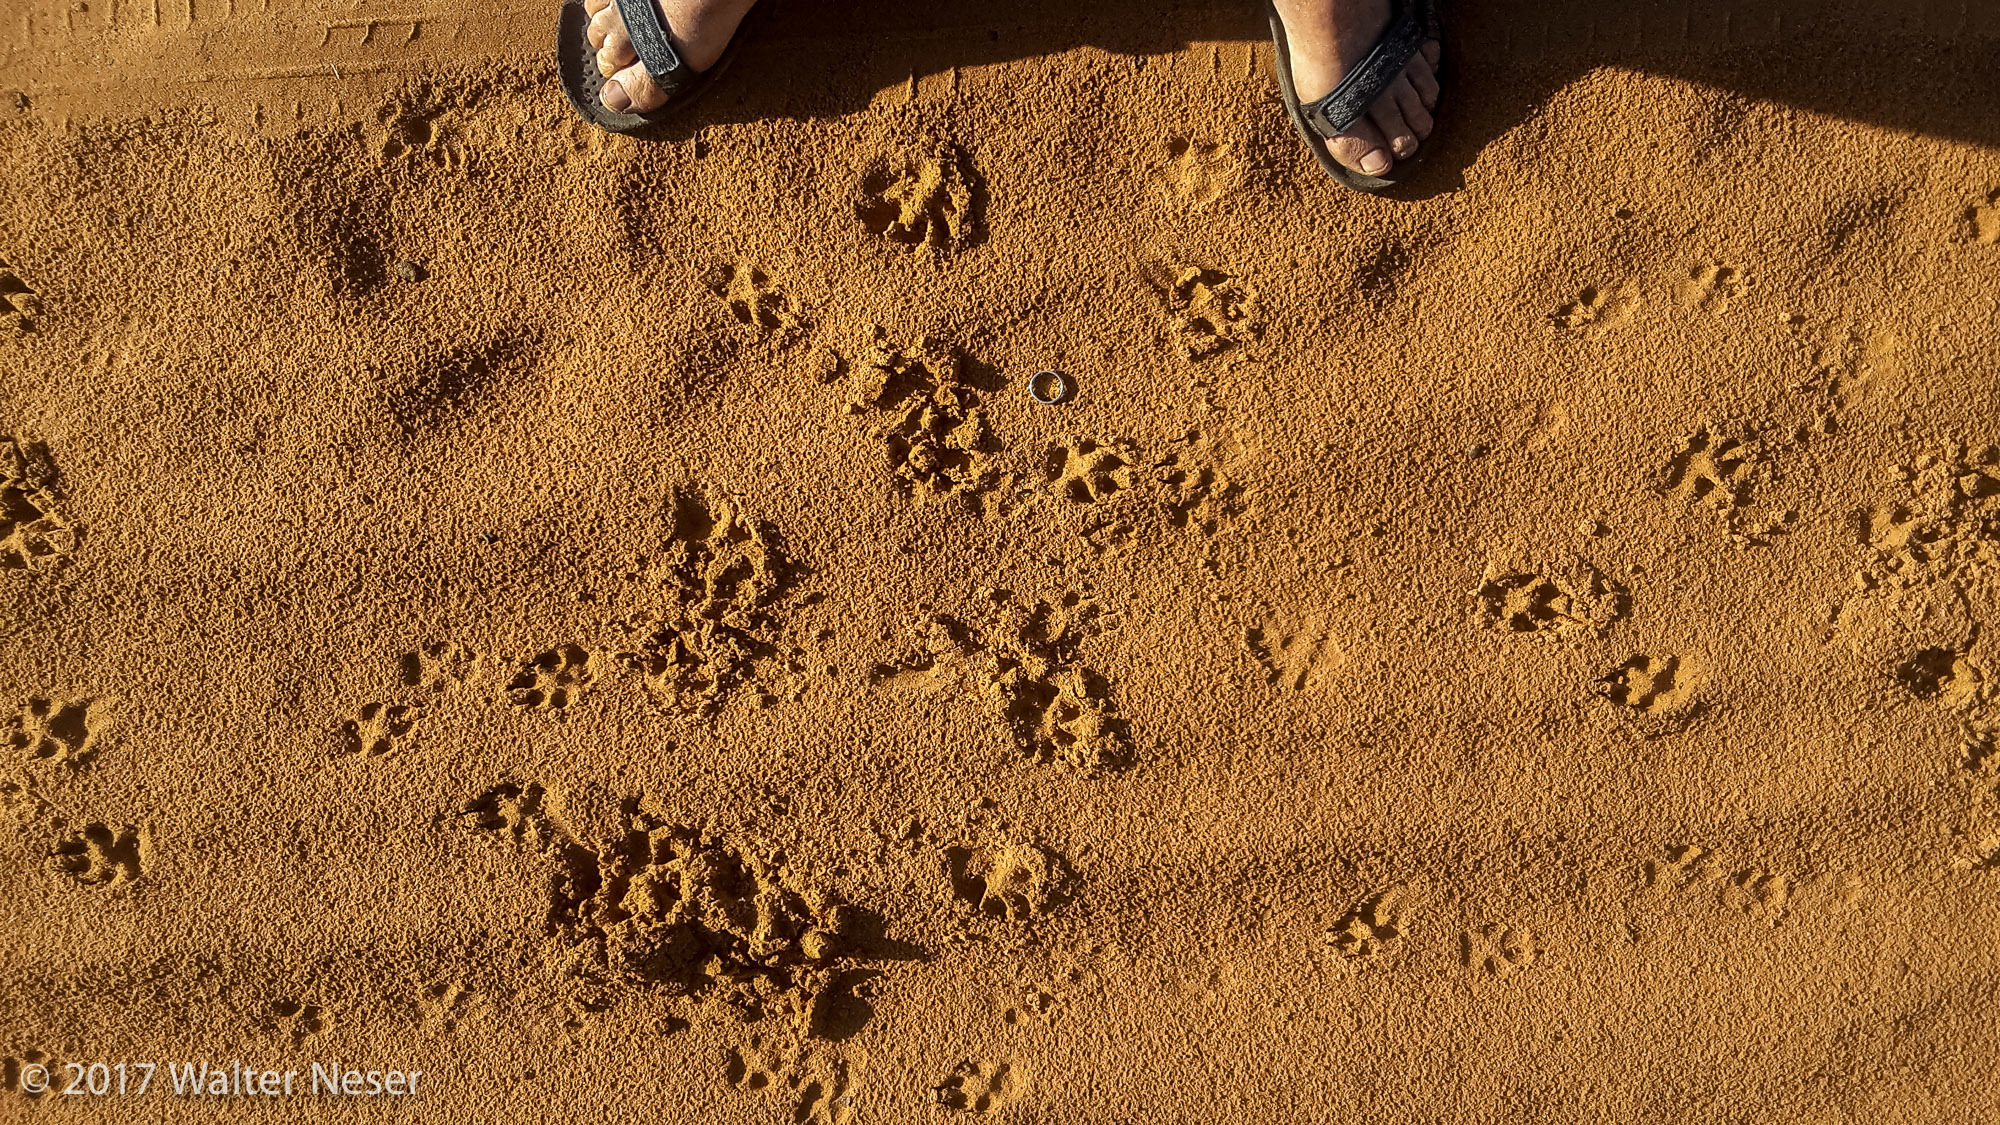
xmin=3 ymin=0 xmax=1999 ymax=1121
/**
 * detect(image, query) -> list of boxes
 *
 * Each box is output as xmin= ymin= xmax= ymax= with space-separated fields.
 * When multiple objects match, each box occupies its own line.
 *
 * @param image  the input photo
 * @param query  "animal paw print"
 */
xmin=4 ymin=1049 xmax=58 ymax=1100
xmin=841 ymin=329 xmax=999 ymax=508
xmin=1642 ymin=843 xmax=1713 ymax=891
xmin=1658 ymin=424 xmax=1752 ymax=510
xmin=1595 ymin=654 xmax=1703 ymax=734
xmin=792 ymin=1057 xmax=862 ymax=1125
xmin=1475 ymin=554 xmax=1629 ymax=639
xmin=1858 ymin=444 xmax=2000 ymax=568
xmin=1164 ymin=266 xmax=1262 ymax=359
xmin=0 ymin=259 xmax=41 ymax=332
xmin=49 ymin=821 xmax=145 ymax=886
xmin=459 ymin=781 xmax=553 ymax=848
xmin=1046 ymin=440 xmax=1134 ymax=504
xmin=1950 ymin=832 xmax=2000 ymax=872
xmin=1644 ymin=846 xmax=1792 ymax=925
xmin=933 ymin=1059 xmax=1016 ymax=1116
xmin=708 ymin=263 xmax=806 ymax=340
xmin=0 ymin=778 xmax=50 ymax=823
xmin=1719 ymin=867 xmax=1791 ymax=926
xmin=725 ymin=1039 xmax=861 ymax=1125
xmin=1245 ymin=610 xmax=1344 ymax=692
xmin=946 ymin=841 xmax=1068 ymax=922
xmin=1156 ymin=136 xmax=1240 ymax=208
xmin=615 ymin=486 xmax=802 ymax=719
xmin=1155 ymin=431 xmax=1247 ymax=534
xmin=418 ymin=980 xmax=473 ymax=1033
xmin=1461 ymin=923 xmax=1537 ymax=978
xmin=1 ymin=434 xmax=77 ymax=571
xmin=1658 ymin=424 xmax=1795 ymax=545
xmin=1678 ymin=263 xmax=1750 ymax=312
xmin=725 ymin=1038 xmax=785 ymax=1094
xmin=399 ymin=640 xmax=488 ymax=694
xmin=503 ymin=645 xmax=597 ymax=711
xmin=7 ymin=696 xmax=109 ymax=766
xmin=380 ymin=106 xmax=465 ymax=170
xmin=1968 ymin=189 xmax=2000 ymax=245
xmin=340 ymin=701 xmax=419 ymax=757
xmin=1001 ymin=982 xmax=1060 ymax=1027
xmin=857 ymin=149 xmax=980 ymax=251
xmin=266 ymin=999 xmax=328 ymax=1045
xmin=1324 ymin=887 xmax=1409 ymax=967
xmin=982 ymin=590 xmax=1131 ymax=769
xmin=1552 ymin=283 xmax=1638 ymax=336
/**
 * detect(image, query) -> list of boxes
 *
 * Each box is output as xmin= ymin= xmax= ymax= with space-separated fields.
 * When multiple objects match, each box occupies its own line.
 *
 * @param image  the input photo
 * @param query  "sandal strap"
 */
xmin=612 ymin=0 xmax=697 ymax=96
xmin=1304 ymin=0 xmax=1424 ymax=138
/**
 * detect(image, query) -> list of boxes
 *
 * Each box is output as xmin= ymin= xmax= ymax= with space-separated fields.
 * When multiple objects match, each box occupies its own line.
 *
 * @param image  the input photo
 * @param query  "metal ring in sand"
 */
xmin=1028 ymin=370 xmax=1069 ymax=405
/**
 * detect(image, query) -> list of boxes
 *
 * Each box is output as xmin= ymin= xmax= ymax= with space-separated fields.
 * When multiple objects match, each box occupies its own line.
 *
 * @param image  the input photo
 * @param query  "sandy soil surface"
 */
xmin=2 ymin=0 xmax=1999 ymax=1120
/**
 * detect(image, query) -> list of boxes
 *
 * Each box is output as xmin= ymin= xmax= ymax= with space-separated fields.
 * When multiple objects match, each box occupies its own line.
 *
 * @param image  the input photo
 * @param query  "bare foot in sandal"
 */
xmin=1271 ymin=0 xmax=1442 ymax=181
xmin=584 ymin=0 xmax=758 ymax=113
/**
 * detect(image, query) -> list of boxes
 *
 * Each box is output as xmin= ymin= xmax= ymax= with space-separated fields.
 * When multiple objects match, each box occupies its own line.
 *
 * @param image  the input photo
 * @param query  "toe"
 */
xmin=587 ymin=3 xmax=620 ymax=50
xmin=1389 ymin=75 xmax=1433 ymax=141
xmin=1407 ymin=51 xmax=1440 ymax=109
xmin=1328 ymin=118 xmax=1394 ymax=179
xmin=606 ymin=60 xmax=667 ymax=113
xmin=583 ymin=0 xmax=613 ymax=14
xmin=1421 ymin=38 xmax=1441 ymax=68
xmin=1367 ymin=90 xmax=1419 ymax=161
xmin=597 ymin=27 xmax=636 ymax=79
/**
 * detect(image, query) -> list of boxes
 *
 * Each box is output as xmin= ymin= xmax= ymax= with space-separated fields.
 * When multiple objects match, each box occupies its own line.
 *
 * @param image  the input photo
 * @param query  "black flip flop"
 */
xmin=1269 ymin=0 xmax=1442 ymax=193
xmin=558 ymin=0 xmax=760 ymax=134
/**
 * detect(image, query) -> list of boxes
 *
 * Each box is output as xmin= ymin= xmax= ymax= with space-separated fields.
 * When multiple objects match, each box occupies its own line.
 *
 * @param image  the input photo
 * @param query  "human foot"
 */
xmin=1271 ymin=0 xmax=1441 ymax=180
xmin=583 ymin=0 xmax=757 ymax=113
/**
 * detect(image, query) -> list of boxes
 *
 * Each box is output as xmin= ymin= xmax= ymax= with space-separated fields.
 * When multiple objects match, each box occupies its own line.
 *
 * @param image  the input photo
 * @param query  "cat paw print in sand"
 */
xmin=945 ymin=841 xmax=1070 ymax=922
xmin=1677 ymin=263 xmax=1750 ymax=312
xmin=1 ymin=434 xmax=78 ymax=571
xmin=707 ymin=263 xmax=807 ymax=340
xmin=1552 ymin=283 xmax=1638 ymax=337
xmin=1461 ymin=923 xmax=1537 ymax=978
xmin=503 ymin=645 xmax=600 ymax=712
xmin=49 ymin=821 xmax=146 ymax=886
xmin=1155 ymin=136 xmax=1241 ymax=208
xmin=933 ymin=1059 xmax=1018 ymax=1116
xmin=1161 ymin=266 xmax=1262 ymax=360
xmin=7 ymin=696 xmax=112 ymax=766
xmin=1323 ymin=886 xmax=1410 ymax=969
xmin=1045 ymin=439 xmax=1135 ymax=504
xmin=839 ymin=329 xmax=1000 ymax=510
xmin=1595 ymin=653 xmax=1706 ymax=735
xmin=265 ymin=999 xmax=329 ymax=1045
xmin=1474 ymin=554 xmax=1629 ymax=639
xmin=857 ymin=149 xmax=980 ymax=251
xmin=340 ymin=701 xmax=419 ymax=757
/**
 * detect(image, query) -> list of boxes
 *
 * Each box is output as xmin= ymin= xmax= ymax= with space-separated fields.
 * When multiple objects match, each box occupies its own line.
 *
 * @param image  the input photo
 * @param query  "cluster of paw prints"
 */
xmin=0 ymin=434 xmax=78 ymax=572
xmin=335 ymin=484 xmax=810 ymax=757
xmin=439 ymin=776 xmax=1069 ymax=1121
xmin=1318 ymin=887 xmax=1540 ymax=980
xmin=3 ymin=689 xmax=141 ymax=890
xmin=1465 ymin=550 xmax=1710 ymax=736
xmin=871 ymin=588 xmax=1133 ymax=771
xmin=1831 ymin=441 xmax=2000 ymax=863
xmin=1548 ymin=249 xmax=1758 ymax=338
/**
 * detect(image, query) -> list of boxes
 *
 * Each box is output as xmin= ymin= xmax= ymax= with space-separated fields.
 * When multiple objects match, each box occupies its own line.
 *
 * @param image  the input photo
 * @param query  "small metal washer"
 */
xmin=1028 ymin=370 xmax=1069 ymax=405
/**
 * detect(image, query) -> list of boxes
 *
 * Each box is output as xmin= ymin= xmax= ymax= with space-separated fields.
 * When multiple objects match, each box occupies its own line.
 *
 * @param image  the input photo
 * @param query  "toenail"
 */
xmin=1394 ymin=137 xmax=1414 ymax=156
xmin=1362 ymin=151 xmax=1390 ymax=175
xmin=602 ymin=80 xmax=630 ymax=112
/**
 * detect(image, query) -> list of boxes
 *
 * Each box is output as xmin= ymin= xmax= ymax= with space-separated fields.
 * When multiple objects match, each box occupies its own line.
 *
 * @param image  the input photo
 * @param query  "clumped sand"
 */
xmin=3 ymin=0 xmax=2000 ymax=1120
